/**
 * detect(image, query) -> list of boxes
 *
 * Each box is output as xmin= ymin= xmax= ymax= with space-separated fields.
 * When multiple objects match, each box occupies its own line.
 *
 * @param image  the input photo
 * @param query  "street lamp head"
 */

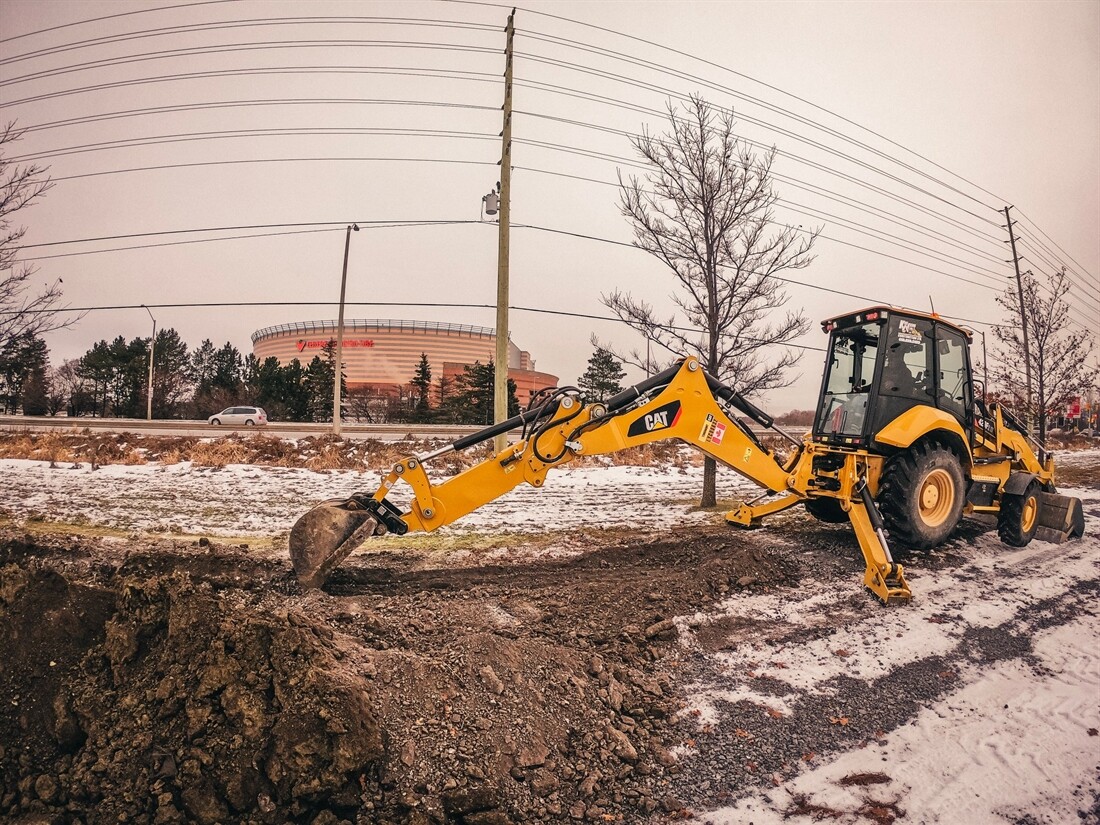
xmin=351 ymin=223 xmax=360 ymax=231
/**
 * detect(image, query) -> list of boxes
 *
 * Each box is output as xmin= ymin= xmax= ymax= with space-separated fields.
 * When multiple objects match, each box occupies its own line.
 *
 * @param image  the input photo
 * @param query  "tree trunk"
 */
xmin=701 ymin=456 xmax=717 ymax=508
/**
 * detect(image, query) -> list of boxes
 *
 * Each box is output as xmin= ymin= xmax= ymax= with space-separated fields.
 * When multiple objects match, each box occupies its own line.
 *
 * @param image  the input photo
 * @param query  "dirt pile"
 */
xmin=1 ymin=563 xmax=382 ymax=823
xmin=0 ymin=529 xmax=794 ymax=824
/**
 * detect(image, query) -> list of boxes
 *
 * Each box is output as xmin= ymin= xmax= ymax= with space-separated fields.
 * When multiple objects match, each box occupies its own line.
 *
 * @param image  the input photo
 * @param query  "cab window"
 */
xmin=816 ymin=321 xmax=880 ymax=437
xmin=880 ymin=316 xmax=934 ymax=402
xmin=936 ymin=327 xmax=970 ymax=421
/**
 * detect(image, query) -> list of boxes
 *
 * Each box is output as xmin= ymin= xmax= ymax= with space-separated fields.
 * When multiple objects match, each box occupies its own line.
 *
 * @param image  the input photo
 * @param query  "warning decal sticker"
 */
xmin=699 ymin=413 xmax=726 ymax=445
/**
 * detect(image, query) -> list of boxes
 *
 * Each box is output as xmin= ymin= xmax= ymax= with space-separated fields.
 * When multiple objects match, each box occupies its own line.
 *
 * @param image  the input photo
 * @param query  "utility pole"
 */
xmin=1003 ymin=205 xmax=1033 ymax=431
xmin=141 ymin=305 xmax=156 ymax=420
xmin=333 ymin=223 xmax=359 ymax=436
xmin=493 ymin=8 xmax=515 ymax=453
xmin=980 ymin=330 xmax=988 ymax=401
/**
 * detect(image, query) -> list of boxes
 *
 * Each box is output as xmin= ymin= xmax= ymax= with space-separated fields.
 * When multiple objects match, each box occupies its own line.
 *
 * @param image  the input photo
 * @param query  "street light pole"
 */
xmin=141 ymin=305 xmax=156 ymax=420
xmin=333 ymin=223 xmax=359 ymax=436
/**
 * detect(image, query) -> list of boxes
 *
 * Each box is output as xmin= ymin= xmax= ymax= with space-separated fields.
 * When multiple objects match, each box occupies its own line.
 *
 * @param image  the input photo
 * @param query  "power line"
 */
xmin=514 ymin=49 xmax=1004 ymax=232
xmin=17 ymin=219 xmax=484 ymax=250
xmin=517 ymin=108 xmax=1010 ymax=266
xmin=3 ymin=24 xmax=1034 ymax=288
xmin=1 ymin=66 xmax=503 ymax=109
xmin=1014 ymin=207 xmax=1097 ymax=283
xmin=0 ymin=0 xmax=239 ymax=44
xmin=21 ymin=98 xmax=498 ymax=134
xmin=1 ymin=16 xmax=500 ymax=65
xmin=516 ymin=161 xmax=1009 ymax=283
xmin=9 ymin=127 xmax=499 ymax=164
xmin=47 ymin=156 xmax=497 ymax=184
xmin=5 ymin=9 xmax=1005 ymax=251
xmin=0 ymin=39 xmax=502 ymax=88
xmin=512 ymin=76 xmax=1006 ymax=250
xmin=518 ymin=28 xmax=1000 ymax=216
xmin=513 ymin=141 xmax=1008 ymax=290
xmin=443 ymin=0 xmax=1013 ymax=208
xmin=15 ymin=227 xmax=343 ymax=261
xmin=10 ymin=215 xmax=1003 ymax=329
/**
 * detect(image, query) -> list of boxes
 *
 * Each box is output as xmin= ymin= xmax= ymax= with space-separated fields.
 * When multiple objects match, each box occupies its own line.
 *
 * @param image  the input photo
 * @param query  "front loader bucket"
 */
xmin=1034 ymin=492 xmax=1086 ymax=544
xmin=289 ymin=498 xmax=380 ymax=589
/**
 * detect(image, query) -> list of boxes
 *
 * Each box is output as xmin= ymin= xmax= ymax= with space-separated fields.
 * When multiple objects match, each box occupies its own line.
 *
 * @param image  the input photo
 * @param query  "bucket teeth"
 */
xmin=289 ymin=499 xmax=379 ymax=589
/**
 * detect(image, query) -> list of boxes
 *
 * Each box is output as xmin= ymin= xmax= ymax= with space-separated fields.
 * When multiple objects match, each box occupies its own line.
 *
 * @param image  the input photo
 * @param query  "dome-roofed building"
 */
xmin=251 ymin=319 xmax=557 ymax=406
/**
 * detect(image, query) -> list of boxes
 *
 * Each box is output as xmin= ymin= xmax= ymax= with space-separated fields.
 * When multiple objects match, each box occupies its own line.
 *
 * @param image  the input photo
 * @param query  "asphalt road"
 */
xmin=0 ymin=415 xmax=486 ymax=442
xmin=0 ymin=414 xmax=773 ymax=442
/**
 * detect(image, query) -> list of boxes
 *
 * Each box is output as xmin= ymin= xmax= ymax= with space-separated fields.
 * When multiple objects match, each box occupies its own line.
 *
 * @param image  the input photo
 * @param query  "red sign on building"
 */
xmin=296 ymin=339 xmax=374 ymax=352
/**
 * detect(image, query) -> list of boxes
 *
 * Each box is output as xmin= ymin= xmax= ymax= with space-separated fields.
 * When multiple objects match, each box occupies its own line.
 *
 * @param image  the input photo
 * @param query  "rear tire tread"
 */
xmin=878 ymin=440 xmax=964 ymax=550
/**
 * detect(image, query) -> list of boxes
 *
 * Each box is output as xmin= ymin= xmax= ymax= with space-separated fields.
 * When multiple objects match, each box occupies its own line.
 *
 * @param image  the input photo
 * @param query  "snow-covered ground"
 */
xmin=0 ymin=457 xmax=761 ymax=536
xmin=672 ymin=452 xmax=1100 ymax=824
xmin=1 ymin=449 xmax=1097 ymax=823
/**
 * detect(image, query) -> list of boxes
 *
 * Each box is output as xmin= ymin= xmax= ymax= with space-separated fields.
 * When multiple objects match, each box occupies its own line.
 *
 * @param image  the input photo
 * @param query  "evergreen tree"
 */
xmin=303 ymin=355 xmax=334 ymax=422
xmin=444 ymin=360 xmax=519 ymax=424
xmin=192 ymin=340 xmax=243 ymax=413
xmin=411 ymin=353 xmax=433 ymax=422
xmin=210 ymin=342 xmax=243 ymax=393
xmin=281 ymin=359 xmax=310 ymax=421
xmin=77 ymin=340 xmax=114 ymax=416
xmin=21 ymin=367 xmax=48 ymax=415
xmin=578 ymin=347 xmax=626 ymax=402
xmin=321 ymin=338 xmax=346 ymax=415
xmin=105 ymin=335 xmax=147 ymax=418
xmin=0 ymin=332 xmax=48 ymax=413
xmin=150 ymin=328 xmax=192 ymax=418
xmin=191 ymin=339 xmax=216 ymax=398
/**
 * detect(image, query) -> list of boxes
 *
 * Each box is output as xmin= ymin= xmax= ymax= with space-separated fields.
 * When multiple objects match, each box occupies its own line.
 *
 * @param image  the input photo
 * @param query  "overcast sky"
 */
xmin=2 ymin=0 xmax=1097 ymax=413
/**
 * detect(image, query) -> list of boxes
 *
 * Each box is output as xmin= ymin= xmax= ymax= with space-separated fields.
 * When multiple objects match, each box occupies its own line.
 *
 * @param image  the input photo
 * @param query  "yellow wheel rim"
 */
xmin=1021 ymin=495 xmax=1038 ymax=532
xmin=919 ymin=468 xmax=955 ymax=527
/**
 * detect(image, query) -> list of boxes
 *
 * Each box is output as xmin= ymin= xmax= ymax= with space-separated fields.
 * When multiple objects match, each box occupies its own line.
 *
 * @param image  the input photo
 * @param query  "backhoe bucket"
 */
xmin=289 ymin=498 xmax=380 ymax=589
xmin=1034 ymin=492 xmax=1086 ymax=544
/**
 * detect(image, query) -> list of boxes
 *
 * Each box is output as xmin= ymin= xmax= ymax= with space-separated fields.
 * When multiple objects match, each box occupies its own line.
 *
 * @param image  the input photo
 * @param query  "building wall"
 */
xmin=251 ymin=319 xmax=558 ymax=405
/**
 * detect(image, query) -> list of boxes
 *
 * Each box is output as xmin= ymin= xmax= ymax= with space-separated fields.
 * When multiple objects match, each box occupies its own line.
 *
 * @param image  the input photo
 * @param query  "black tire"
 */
xmin=804 ymin=497 xmax=849 ymax=523
xmin=878 ymin=442 xmax=966 ymax=550
xmin=210 ymin=418 xmax=221 ymax=426
xmin=245 ymin=420 xmax=255 ymax=426
xmin=997 ymin=480 xmax=1040 ymax=547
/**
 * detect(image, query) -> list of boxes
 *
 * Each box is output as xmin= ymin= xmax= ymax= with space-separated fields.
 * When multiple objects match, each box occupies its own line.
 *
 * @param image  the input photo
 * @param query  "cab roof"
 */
xmin=821 ymin=306 xmax=971 ymax=340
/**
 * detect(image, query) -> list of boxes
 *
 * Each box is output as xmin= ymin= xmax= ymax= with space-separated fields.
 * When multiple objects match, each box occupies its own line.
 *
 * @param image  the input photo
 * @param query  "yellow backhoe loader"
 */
xmin=289 ymin=307 xmax=1085 ymax=603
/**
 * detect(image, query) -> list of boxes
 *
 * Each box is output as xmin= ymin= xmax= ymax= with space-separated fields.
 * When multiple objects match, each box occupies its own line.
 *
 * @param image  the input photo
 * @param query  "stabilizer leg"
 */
xmin=846 ymin=480 xmax=911 ymax=605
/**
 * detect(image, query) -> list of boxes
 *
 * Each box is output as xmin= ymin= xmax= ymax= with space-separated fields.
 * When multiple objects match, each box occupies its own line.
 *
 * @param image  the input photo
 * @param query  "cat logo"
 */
xmin=627 ymin=401 xmax=682 ymax=437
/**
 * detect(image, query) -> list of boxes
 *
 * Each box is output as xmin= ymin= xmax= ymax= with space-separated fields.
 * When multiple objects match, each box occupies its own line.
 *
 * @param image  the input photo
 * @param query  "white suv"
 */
xmin=208 ymin=406 xmax=268 ymax=426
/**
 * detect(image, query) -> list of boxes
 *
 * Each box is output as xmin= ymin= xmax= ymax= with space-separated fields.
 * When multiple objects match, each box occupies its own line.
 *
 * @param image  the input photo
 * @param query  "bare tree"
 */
xmin=1 ymin=122 xmax=71 ymax=350
xmin=990 ymin=267 xmax=1098 ymax=441
xmin=609 ymin=95 xmax=819 ymax=506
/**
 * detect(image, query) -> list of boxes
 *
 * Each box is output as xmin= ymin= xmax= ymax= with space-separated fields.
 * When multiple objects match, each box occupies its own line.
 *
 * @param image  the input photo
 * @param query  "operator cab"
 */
xmin=813 ymin=307 xmax=974 ymax=448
